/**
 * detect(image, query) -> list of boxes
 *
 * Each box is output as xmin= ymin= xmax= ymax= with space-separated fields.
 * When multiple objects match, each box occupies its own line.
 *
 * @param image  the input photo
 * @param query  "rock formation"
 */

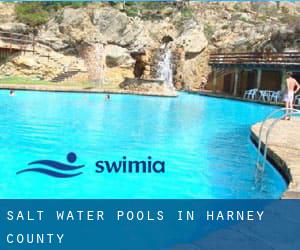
xmin=0 ymin=2 xmax=299 ymax=90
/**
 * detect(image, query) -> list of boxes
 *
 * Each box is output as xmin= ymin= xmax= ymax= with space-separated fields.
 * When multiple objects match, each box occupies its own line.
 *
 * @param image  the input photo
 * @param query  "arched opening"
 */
xmin=131 ymin=51 xmax=147 ymax=79
xmin=161 ymin=35 xmax=174 ymax=44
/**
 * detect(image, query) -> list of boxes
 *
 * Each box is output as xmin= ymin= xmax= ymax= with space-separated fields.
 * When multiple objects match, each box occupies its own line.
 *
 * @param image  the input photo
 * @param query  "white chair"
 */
xmin=243 ymin=89 xmax=251 ymax=99
xmin=270 ymin=91 xmax=281 ymax=103
xmin=295 ymin=95 xmax=300 ymax=105
xmin=267 ymin=91 xmax=274 ymax=101
xmin=259 ymin=90 xmax=269 ymax=101
xmin=249 ymin=88 xmax=258 ymax=99
xmin=244 ymin=88 xmax=258 ymax=100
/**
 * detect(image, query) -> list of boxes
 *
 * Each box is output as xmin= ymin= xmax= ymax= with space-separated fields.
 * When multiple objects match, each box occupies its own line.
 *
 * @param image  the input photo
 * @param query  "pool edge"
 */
xmin=0 ymin=84 xmax=178 ymax=98
xmin=250 ymin=122 xmax=300 ymax=199
xmin=184 ymin=90 xmax=285 ymax=107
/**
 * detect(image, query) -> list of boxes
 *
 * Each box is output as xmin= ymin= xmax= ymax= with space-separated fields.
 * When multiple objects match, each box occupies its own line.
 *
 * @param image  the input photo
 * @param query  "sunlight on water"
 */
xmin=0 ymin=91 xmax=286 ymax=198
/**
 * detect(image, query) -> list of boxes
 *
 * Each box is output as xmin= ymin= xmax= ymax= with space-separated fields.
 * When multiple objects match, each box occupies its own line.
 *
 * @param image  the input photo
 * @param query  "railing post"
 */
xmin=9 ymin=32 xmax=12 ymax=52
xmin=32 ymin=36 xmax=35 ymax=54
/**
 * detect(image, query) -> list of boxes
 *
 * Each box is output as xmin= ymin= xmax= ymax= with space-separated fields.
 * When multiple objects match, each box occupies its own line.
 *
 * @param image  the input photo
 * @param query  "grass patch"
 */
xmin=124 ymin=8 xmax=140 ymax=18
xmin=180 ymin=8 xmax=193 ymax=19
xmin=0 ymin=76 xmax=54 ymax=85
xmin=15 ymin=2 xmax=87 ymax=27
xmin=0 ymin=76 xmax=121 ymax=90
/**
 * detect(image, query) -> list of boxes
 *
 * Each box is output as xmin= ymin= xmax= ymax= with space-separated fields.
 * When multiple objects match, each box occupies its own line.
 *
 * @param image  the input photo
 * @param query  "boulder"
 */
xmin=268 ymin=26 xmax=300 ymax=52
xmin=119 ymin=77 xmax=177 ymax=96
xmin=58 ymin=8 xmax=100 ymax=44
xmin=37 ymin=30 xmax=69 ymax=51
xmin=105 ymin=45 xmax=134 ymax=68
xmin=12 ymin=56 xmax=39 ymax=69
xmin=105 ymin=67 xmax=134 ymax=85
xmin=0 ymin=22 xmax=29 ymax=33
xmin=120 ymin=21 xmax=156 ymax=50
xmin=181 ymin=50 xmax=210 ymax=89
xmin=176 ymin=20 xmax=208 ymax=54
xmin=60 ymin=8 xmax=90 ymax=28
xmin=92 ymin=8 xmax=129 ymax=43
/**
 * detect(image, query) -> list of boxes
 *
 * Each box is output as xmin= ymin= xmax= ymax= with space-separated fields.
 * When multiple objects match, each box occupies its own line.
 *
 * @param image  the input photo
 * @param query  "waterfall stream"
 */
xmin=157 ymin=46 xmax=175 ymax=91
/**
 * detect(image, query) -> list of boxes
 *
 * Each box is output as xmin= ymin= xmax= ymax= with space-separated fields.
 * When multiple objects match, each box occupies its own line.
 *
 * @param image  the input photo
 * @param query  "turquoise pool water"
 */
xmin=0 ymin=90 xmax=286 ymax=198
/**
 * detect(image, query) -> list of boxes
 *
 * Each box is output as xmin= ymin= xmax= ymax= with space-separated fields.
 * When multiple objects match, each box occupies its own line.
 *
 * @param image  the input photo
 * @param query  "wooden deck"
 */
xmin=0 ymin=30 xmax=35 ymax=59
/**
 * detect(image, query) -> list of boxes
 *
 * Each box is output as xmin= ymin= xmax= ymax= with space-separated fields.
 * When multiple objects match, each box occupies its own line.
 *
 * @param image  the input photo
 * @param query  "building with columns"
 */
xmin=207 ymin=52 xmax=300 ymax=97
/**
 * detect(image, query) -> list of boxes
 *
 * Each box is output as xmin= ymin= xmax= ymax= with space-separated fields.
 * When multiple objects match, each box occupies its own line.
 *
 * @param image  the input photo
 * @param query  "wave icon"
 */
xmin=16 ymin=152 xmax=85 ymax=178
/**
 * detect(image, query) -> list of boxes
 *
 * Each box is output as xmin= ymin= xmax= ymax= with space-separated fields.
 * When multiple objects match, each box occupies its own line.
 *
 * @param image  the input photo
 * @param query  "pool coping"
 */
xmin=251 ymin=121 xmax=300 ymax=199
xmin=185 ymin=90 xmax=287 ymax=107
xmin=0 ymin=84 xmax=178 ymax=98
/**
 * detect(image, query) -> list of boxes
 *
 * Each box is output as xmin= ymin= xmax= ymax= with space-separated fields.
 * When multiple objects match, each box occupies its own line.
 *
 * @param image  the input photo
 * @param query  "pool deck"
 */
xmin=251 ymin=118 xmax=300 ymax=199
xmin=0 ymin=84 xmax=178 ymax=97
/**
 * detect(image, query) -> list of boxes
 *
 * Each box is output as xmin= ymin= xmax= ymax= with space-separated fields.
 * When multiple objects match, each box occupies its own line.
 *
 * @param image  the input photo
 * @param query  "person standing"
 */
xmin=284 ymin=72 xmax=300 ymax=120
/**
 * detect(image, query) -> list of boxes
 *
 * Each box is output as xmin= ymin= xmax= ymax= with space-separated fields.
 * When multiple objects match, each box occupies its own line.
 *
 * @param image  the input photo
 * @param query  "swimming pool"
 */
xmin=0 ymin=90 xmax=286 ymax=198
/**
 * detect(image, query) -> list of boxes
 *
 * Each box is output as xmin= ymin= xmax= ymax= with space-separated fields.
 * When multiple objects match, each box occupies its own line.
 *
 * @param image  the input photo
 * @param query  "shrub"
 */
xmin=204 ymin=23 xmax=215 ymax=40
xmin=15 ymin=3 xmax=50 ymax=27
xmin=15 ymin=2 xmax=88 ymax=27
xmin=279 ymin=14 xmax=300 ymax=26
xmin=180 ymin=8 xmax=193 ymax=19
xmin=281 ymin=6 xmax=289 ymax=14
xmin=124 ymin=8 xmax=140 ymax=18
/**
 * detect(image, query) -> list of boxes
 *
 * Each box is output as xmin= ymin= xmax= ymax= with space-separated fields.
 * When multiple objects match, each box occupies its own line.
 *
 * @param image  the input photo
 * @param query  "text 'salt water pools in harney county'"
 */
xmin=0 ymin=91 xmax=286 ymax=198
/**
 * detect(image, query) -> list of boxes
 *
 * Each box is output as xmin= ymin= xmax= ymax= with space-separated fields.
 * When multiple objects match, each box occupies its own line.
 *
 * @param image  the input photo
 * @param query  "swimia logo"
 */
xmin=16 ymin=153 xmax=85 ymax=178
xmin=16 ymin=153 xmax=165 ymax=178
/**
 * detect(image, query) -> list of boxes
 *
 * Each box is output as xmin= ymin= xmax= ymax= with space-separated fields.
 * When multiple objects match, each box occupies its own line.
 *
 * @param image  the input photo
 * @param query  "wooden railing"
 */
xmin=0 ymin=30 xmax=35 ymax=52
xmin=209 ymin=52 xmax=300 ymax=65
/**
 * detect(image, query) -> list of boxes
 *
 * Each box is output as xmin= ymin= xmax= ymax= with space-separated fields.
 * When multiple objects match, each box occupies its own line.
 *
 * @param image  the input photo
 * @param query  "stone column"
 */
xmin=280 ymin=68 xmax=286 ymax=91
xmin=233 ymin=67 xmax=239 ymax=96
xmin=256 ymin=68 xmax=262 ymax=89
xmin=230 ymin=72 xmax=235 ymax=94
xmin=80 ymin=43 xmax=106 ymax=85
xmin=212 ymin=67 xmax=217 ymax=93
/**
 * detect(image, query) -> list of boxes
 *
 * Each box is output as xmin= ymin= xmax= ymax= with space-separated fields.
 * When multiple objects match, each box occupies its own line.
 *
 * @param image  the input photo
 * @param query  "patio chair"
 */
xmin=270 ymin=91 xmax=282 ymax=103
xmin=295 ymin=95 xmax=300 ymax=105
xmin=243 ymin=89 xmax=251 ymax=99
xmin=259 ymin=90 xmax=269 ymax=101
xmin=249 ymin=88 xmax=258 ymax=99
xmin=243 ymin=88 xmax=257 ymax=99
